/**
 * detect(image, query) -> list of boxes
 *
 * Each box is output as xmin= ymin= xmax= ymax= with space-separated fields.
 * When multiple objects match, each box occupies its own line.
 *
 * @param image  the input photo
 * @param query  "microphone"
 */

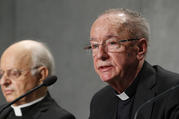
xmin=0 ymin=75 xmax=57 ymax=113
xmin=134 ymin=84 xmax=179 ymax=119
xmin=43 ymin=75 xmax=57 ymax=86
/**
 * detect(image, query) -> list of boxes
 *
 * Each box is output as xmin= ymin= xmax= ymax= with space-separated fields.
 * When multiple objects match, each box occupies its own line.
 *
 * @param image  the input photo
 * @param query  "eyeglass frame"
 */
xmin=84 ymin=38 xmax=139 ymax=56
xmin=0 ymin=66 xmax=41 ymax=80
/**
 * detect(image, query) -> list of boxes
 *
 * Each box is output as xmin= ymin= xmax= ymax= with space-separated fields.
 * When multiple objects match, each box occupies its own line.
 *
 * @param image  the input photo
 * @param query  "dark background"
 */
xmin=0 ymin=0 xmax=179 ymax=119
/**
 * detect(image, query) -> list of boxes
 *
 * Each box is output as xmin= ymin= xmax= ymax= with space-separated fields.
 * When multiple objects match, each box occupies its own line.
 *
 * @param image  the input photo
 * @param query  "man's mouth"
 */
xmin=4 ymin=89 xmax=13 ymax=95
xmin=98 ymin=65 xmax=113 ymax=72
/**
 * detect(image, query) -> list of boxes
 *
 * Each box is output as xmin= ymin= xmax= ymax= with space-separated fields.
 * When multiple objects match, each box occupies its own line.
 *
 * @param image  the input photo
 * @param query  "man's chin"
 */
xmin=5 ymin=95 xmax=17 ymax=103
xmin=6 ymin=98 xmax=15 ymax=103
xmin=100 ymin=74 xmax=113 ymax=82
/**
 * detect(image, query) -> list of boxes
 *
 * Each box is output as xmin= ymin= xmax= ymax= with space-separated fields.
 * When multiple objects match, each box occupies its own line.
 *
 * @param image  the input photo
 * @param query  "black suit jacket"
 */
xmin=89 ymin=61 xmax=179 ymax=119
xmin=0 ymin=93 xmax=75 ymax=119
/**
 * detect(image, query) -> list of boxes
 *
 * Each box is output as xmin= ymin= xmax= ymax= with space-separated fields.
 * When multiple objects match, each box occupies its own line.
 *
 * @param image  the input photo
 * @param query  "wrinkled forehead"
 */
xmin=90 ymin=13 xmax=130 ymax=40
xmin=0 ymin=46 xmax=33 ymax=70
xmin=92 ymin=13 xmax=128 ymax=27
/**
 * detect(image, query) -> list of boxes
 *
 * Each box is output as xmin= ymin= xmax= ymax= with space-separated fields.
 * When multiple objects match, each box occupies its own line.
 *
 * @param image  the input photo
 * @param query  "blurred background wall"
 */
xmin=0 ymin=0 xmax=179 ymax=119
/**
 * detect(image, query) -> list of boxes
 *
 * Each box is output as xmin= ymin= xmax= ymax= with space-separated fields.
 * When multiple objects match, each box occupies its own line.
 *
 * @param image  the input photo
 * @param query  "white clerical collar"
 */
xmin=11 ymin=96 xmax=45 ymax=117
xmin=116 ymin=92 xmax=129 ymax=101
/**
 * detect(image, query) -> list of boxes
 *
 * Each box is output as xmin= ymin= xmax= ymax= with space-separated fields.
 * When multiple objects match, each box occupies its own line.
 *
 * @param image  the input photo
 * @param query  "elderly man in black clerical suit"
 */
xmin=86 ymin=8 xmax=179 ymax=119
xmin=0 ymin=40 xmax=75 ymax=119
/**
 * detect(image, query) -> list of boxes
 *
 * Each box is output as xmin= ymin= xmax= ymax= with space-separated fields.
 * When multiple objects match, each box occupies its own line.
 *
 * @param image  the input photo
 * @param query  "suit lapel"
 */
xmin=0 ymin=106 xmax=13 ymax=119
xmin=131 ymin=62 xmax=156 ymax=119
xmin=104 ymin=86 xmax=119 ymax=119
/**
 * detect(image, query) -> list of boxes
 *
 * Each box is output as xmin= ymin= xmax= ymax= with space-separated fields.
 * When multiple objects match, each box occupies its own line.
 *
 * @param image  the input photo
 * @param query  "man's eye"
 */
xmin=9 ymin=70 xmax=21 ymax=77
xmin=91 ymin=44 xmax=99 ymax=49
xmin=108 ymin=41 xmax=118 ymax=45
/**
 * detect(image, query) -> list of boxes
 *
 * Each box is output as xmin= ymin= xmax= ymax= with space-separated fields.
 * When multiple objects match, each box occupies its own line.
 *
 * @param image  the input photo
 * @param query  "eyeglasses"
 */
xmin=84 ymin=38 xmax=139 ymax=56
xmin=0 ymin=66 xmax=40 ymax=80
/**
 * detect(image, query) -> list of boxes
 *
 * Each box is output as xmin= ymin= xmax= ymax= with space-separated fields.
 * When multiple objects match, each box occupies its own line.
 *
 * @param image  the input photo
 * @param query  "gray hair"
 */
xmin=15 ymin=40 xmax=55 ymax=76
xmin=31 ymin=42 xmax=55 ymax=76
xmin=99 ymin=8 xmax=150 ymax=41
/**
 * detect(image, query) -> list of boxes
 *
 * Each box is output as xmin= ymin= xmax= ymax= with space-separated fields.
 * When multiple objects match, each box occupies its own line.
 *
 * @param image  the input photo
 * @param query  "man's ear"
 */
xmin=37 ymin=66 xmax=49 ymax=84
xmin=136 ymin=38 xmax=147 ymax=60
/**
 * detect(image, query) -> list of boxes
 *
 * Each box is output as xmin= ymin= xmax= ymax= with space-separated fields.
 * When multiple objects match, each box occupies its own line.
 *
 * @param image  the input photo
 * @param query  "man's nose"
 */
xmin=0 ymin=74 xmax=11 ymax=86
xmin=96 ymin=45 xmax=109 ymax=61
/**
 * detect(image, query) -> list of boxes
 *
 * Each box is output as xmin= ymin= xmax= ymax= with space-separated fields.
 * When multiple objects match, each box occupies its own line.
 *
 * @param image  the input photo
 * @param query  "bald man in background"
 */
xmin=0 ymin=40 xmax=75 ymax=119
